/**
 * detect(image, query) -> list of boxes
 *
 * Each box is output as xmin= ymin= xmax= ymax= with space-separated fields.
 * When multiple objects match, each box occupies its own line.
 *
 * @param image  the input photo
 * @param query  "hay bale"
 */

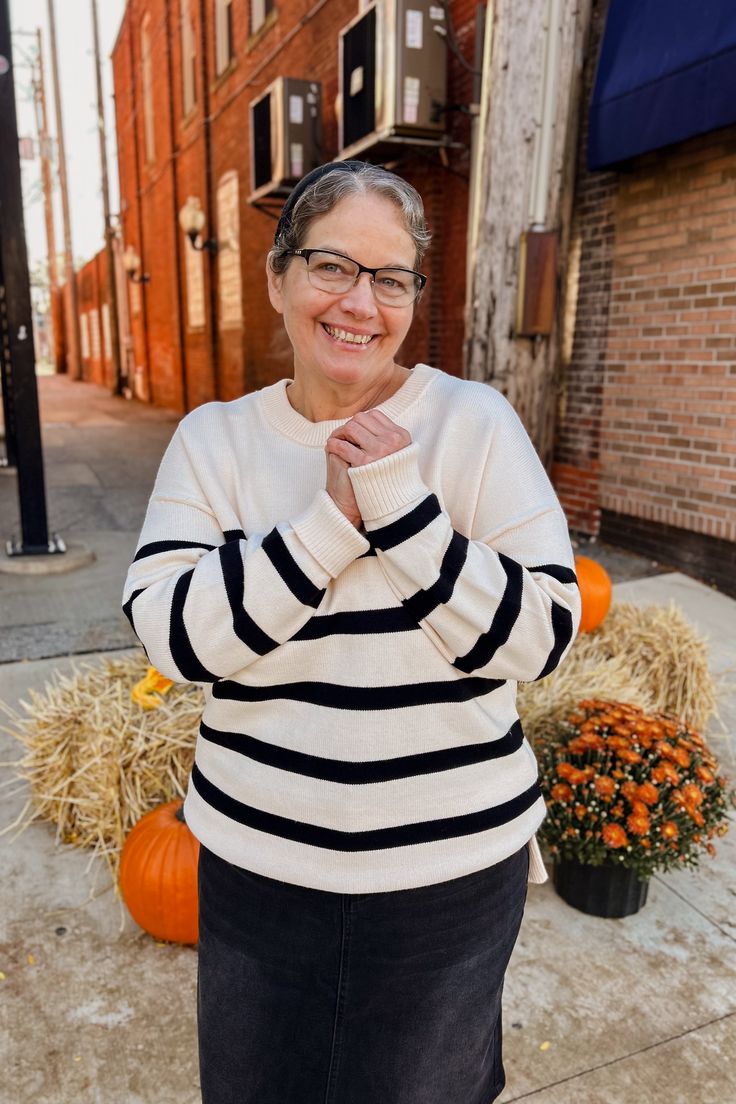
xmin=518 ymin=599 xmax=726 ymax=744
xmin=1 ymin=651 xmax=202 ymax=881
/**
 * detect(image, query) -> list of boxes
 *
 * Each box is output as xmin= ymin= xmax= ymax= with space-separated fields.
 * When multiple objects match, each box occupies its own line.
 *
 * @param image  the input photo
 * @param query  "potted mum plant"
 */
xmin=536 ymin=698 xmax=731 ymax=918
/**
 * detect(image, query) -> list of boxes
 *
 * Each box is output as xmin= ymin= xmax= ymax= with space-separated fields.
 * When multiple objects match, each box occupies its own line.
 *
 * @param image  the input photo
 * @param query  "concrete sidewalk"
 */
xmin=1 ymin=375 xmax=735 ymax=1102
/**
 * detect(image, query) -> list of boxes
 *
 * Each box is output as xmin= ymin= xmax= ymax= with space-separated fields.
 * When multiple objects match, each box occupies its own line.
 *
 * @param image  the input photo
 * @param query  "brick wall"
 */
xmin=601 ymin=130 xmax=736 ymax=545
xmin=76 ymin=250 xmax=113 ymax=389
xmin=552 ymin=0 xmax=615 ymax=536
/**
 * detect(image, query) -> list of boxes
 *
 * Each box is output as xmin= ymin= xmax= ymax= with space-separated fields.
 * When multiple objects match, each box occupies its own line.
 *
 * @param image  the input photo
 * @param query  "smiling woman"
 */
xmin=122 ymin=160 xmax=582 ymax=1104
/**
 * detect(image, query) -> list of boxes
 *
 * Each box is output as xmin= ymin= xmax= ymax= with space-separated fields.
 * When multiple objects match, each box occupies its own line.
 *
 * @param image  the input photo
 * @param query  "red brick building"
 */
xmin=111 ymin=0 xmax=477 ymax=413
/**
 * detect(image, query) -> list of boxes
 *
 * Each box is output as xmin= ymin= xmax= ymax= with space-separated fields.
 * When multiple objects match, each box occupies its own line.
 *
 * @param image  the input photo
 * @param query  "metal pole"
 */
xmin=0 ymin=0 xmax=63 ymax=556
xmin=91 ymin=0 xmax=125 ymax=396
xmin=47 ymin=0 xmax=82 ymax=380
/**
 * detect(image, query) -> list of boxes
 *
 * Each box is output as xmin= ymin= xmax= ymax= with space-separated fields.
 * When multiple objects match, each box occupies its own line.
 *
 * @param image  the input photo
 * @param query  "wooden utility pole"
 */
xmin=91 ymin=0 xmax=125 ymax=395
xmin=33 ymin=27 xmax=61 ymax=371
xmin=464 ymin=0 xmax=593 ymax=469
xmin=47 ymin=0 xmax=82 ymax=379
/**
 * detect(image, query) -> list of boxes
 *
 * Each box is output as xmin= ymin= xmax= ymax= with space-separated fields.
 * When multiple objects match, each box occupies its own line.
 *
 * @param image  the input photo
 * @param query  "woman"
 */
xmin=123 ymin=160 xmax=581 ymax=1104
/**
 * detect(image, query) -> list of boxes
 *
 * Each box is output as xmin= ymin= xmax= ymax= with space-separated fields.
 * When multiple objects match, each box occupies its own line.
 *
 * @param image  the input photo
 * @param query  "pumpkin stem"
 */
xmin=175 ymin=803 xmax=186 ymax=825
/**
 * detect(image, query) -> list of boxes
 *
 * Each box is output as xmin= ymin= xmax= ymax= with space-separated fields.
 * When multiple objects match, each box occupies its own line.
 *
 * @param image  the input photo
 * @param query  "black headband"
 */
xmin=274 ymin=160 xmax=390 ymax=245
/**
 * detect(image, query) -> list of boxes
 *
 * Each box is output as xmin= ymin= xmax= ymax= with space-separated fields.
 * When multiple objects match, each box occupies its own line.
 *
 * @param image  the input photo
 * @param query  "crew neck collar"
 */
xmin=259 ymin=364 xmax=438 ymax=446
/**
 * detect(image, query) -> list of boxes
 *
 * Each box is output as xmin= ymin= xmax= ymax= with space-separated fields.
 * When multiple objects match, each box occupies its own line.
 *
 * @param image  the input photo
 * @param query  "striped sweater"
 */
xmin=123 ymin=364 xmax=581 ymax=893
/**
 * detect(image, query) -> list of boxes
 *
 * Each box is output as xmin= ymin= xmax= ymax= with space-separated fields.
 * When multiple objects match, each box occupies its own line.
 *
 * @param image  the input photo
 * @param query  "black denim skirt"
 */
xmin=197 ymin=844 xmax=529 ymax=1104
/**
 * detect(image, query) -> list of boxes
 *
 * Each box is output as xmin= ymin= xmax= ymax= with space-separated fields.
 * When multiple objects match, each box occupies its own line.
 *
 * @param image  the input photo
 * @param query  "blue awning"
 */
xmin=588 ymin=0 xmax=736 ymax=171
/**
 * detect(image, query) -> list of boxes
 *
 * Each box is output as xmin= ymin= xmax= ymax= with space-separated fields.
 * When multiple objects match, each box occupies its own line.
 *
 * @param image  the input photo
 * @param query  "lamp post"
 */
xmin=178 ymin=196 xmax=218 ymax=254
xmin=122 ymin=246 xmax=150 ymax=284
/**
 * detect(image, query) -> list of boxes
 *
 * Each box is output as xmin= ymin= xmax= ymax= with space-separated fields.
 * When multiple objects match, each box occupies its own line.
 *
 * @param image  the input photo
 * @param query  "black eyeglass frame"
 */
xmin=282 ymin=248 xmax=427 ymax=304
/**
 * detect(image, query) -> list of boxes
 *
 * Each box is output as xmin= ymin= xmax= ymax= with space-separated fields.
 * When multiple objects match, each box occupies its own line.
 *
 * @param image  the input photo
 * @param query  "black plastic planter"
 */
xmin=553 ymin=859 xmax=649 ymax=918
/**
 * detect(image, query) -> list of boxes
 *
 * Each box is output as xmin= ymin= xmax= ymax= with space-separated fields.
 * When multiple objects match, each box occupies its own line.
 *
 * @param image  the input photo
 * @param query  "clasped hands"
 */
xmin=325 ymin=410 xmax=411 ymax=528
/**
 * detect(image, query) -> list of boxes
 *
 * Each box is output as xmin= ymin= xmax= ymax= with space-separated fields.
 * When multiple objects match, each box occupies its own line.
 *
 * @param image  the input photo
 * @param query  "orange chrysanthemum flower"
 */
xmin=695 ymin=766 xmax=715 ymax=785
xmin=660 ymin=821 xmax=679 ymax=841
xmin=611 ymin=802 xmax=624 ymax=818
xmin=567 ymin=768 xmax=589 ymax=786
xmin=621 ymin=781 xmax=639 ymax=801
xmin=618 ymin=748 xmax=642 ymax=765
xmin=681 ymin=783 xmax=704 ymax=807
xmin=602 ymin=823 xmax=629 ymax=849
xmin=574 ymin=804 xmax=587 ymax=820
xmin=594 ymin=776 xmax=616 ymax=798
xmin=672 ymin=747 xmax=691 ymax=768
xmin=635 ymin=782 xmax=659 ymax=806
xmin=551 ymin=782 xmax=574 ymax=803
xmin=652 ymin=762 xmax=680 ymax=786
xmin=557 ymin=762 xmax=575 ymax=780
xmin=627 ymin=812 xmax=651 ymax=837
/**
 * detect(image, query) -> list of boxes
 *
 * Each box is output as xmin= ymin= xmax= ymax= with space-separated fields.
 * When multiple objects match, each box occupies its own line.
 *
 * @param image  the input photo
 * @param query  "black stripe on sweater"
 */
xmin=292 ymin=606 xmax=418 ymax=641
xmin=368 ymin=494 xmax=442 ymax=552
xmin=134 ymin=539 xmax=216 ymax=562
xmin=403 ymin=530 xmax=468 ymax=623
xmin=527 ymin=563 xmax=578 ymax=586
xmin=261 ymin=528 xmax=325 ymax=608
xmin=213 ymin=675 xmax=504 ymax=710
xmin=223 ymin=529 xmax=247 ymax=543
xmin=169 ymin=569 xmax=218 ymax=682
xmin=122 ymin=588 xmax=145 ymax=632
xmin=535 ymin=602 xmax=575 ymax=681
xmin=199 ymin=718 xmax=524 ymax=783
xmin=190 ymin=763 xmax=541 ymax=851
xmin=453 ymin=553 xmax=524 ymax=674
xmin=218 ymin=542 xmax=278 ymax=656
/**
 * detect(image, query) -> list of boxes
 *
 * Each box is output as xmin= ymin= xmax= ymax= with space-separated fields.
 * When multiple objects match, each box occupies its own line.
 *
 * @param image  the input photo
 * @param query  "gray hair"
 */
xmin=268 ymin=164 xmax=431 ymax=275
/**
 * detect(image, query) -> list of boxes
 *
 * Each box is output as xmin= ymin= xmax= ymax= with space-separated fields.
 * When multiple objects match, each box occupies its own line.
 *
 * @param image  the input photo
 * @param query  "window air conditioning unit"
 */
xmin=338 ymin=0 xmax=447 ymax=159
xmin=249 ymin=77 xmax=322 ymax=202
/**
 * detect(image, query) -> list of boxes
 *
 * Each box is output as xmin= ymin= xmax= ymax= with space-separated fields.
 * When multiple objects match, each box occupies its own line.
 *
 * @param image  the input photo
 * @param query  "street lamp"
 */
xmin=179 ymin=196 xmax=218 ymax=254
xmin=122 ymin=245 xmax=150 ymax=284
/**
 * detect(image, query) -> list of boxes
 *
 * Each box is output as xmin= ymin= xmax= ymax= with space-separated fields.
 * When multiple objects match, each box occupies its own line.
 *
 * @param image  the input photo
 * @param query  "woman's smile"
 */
xmin=320 ymin=322 xmax=379 ymax=347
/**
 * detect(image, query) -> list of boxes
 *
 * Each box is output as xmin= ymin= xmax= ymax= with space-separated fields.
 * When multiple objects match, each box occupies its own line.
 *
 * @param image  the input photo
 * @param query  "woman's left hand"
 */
xmin=325 ymin=410 xmax=412 ymax=469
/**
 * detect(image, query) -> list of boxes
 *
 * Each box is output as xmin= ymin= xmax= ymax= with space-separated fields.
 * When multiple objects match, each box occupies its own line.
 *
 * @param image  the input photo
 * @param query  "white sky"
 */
xmin=10 ymin=0 xmax=126 ymax=274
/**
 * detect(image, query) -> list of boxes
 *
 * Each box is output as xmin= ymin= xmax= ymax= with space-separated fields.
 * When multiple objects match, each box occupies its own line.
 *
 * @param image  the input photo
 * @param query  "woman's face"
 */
xmin=267 ymin=192 xmax=418 ymax=392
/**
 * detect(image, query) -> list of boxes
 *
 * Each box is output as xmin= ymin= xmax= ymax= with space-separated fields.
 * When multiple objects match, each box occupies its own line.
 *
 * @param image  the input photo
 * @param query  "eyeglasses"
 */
xmin=283 ymin=248 xmax=427 ymax=307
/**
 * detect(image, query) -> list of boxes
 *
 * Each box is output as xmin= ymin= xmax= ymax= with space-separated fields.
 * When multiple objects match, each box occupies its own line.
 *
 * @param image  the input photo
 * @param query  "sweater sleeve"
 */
xmin=122 ymin=424 xmax=369 ymax=684
xmin=347 ymin=401 xmax=581 ymax=683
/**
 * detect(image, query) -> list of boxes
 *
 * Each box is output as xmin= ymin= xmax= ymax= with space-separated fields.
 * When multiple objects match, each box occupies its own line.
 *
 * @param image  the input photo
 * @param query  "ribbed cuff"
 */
xmin=291 ymin=490 xmax=370 ymax=579
xmin=348 ymin=444 xmax=428 ymax=521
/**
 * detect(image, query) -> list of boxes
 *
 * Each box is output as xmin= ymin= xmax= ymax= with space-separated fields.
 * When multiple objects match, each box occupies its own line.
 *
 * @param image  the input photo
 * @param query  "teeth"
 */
xmin=324 ymin=325 xmax=372 ymax=344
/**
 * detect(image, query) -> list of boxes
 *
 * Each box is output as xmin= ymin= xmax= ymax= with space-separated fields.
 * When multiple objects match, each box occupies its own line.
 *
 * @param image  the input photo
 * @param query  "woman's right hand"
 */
xmin=326 ymin=450 xmax=362 ymax=529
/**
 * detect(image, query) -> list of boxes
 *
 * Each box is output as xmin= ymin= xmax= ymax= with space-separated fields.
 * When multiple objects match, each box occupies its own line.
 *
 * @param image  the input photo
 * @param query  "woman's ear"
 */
xmin=266 ymin=256 xmax=284 ymax=315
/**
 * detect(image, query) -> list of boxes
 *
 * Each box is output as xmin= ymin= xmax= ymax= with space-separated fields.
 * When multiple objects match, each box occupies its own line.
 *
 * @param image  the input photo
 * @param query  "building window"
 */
xmin=181 ymin=0 xmax=197 ymax=115
xmin=215 ymin=0 xmax=234 ymax=76
xmin=141 ymin=13 xmax=155 ymax=163
xmin=89 ymin=309 xmax=101 ymax=360
xmin=80 ymin=312 xmax=90 ymax=360
xmin=216 ymin=170 xmax=242 ymax=327
xmin=251 ymin=0 xmax=274 ymax=34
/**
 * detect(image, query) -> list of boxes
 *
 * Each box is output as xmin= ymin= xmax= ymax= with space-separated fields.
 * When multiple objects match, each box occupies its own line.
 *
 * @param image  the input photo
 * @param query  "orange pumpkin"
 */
xmin=119 ymin=799 xmax=199 ymax=944
xmin=574 ymin=555 xmax=612 ymax=633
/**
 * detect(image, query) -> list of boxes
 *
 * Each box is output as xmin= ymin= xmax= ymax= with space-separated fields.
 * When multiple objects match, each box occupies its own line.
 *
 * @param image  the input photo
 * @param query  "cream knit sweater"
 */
xmin=123 ymin=364 xmax=581 ymax=893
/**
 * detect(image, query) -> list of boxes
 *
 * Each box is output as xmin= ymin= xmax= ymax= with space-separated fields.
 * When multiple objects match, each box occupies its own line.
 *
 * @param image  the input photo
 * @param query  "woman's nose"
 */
xmin=339 ymin=272 xmax=378 ymax=316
